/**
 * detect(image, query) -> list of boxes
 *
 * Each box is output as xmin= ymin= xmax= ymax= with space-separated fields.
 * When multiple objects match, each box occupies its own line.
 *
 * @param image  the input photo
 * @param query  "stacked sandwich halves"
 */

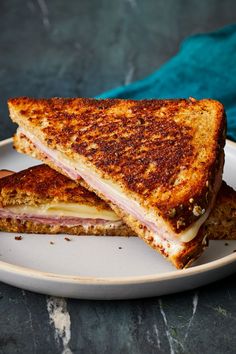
xmin=1 ymin=97 xmax=235 ymax=268
xmin=0 ymin=164 xmax=134 ymax=237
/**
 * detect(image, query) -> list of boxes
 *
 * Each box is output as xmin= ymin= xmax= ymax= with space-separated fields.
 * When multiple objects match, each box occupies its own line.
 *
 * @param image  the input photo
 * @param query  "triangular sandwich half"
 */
xmin=0 ymin=164 xmax=133 ymax=236
xmin=9 ymin=97 xmax=226 ymax=268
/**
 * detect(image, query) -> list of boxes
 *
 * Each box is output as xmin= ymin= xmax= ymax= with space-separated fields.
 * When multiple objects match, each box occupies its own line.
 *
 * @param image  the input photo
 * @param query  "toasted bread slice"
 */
xmin=0 ymin=164 xmax=133 ymax=236
xmin=203 ymin=181 xmax=236 ymax=240
xmin=9 ymin=97 xmax=226 ymax=268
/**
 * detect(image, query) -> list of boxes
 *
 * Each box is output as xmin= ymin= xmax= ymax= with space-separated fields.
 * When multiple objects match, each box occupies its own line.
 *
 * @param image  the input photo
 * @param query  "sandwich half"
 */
xmin=0 ymin=164 xmax=133 ymax=236
xmin=9 ymin=97 xmax=226 ymax=268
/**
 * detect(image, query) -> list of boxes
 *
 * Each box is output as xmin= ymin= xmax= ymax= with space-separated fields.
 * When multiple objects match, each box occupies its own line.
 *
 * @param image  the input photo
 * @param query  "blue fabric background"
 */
xmin=97 ymin=24 xmax=236 ymax=141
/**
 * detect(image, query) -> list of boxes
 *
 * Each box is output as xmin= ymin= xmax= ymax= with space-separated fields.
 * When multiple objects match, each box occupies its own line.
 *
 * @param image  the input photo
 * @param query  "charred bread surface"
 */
xmin=9 ymin=97 xmax=226 ymax=268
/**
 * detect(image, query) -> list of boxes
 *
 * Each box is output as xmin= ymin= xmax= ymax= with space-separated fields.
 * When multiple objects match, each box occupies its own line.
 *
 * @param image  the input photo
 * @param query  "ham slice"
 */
xmin=0 ymin=208 xmax=122 ymax=227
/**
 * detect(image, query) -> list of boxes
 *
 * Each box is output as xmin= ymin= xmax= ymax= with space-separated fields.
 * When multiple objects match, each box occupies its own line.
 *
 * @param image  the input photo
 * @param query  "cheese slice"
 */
xmin=6 ymin=203 xmax=120 ymax=221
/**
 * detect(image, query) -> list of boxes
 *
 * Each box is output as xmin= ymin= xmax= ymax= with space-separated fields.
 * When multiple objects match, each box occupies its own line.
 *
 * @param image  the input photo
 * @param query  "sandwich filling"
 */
xmin=0 ymin=202 xmax=122 ymax=227
xmin=17 ymin=128 xmax=217 ymax=246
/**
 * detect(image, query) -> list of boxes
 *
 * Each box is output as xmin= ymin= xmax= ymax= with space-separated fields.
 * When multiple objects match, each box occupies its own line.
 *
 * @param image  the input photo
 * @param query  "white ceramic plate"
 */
xmin=0 ymin=138 xmax=235 ymax=299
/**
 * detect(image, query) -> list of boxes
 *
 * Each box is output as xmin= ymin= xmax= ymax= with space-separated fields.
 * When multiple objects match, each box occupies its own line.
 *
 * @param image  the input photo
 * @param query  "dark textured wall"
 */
xmin=1 ymin=0 xmax=236 ymax=139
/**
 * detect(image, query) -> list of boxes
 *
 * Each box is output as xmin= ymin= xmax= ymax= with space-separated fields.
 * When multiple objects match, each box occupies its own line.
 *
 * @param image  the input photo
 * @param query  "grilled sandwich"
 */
xmin=0 ymin=164 xmax=235 ymax=240
xmin=9 ymin=97 xmax=226 ymax=268
xmin=0 ymin=164 xmax=133 ymax=236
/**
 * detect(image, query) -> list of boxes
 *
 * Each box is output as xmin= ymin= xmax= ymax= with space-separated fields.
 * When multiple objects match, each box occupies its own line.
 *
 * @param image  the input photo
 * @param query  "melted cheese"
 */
xmin=7 ymin=203 xmax=120 ymax=221
xmin=176 ymin=209 xmax=210 ymax=242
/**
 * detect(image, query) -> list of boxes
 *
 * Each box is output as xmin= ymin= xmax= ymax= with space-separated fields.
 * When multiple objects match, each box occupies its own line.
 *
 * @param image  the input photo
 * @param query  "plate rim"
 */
xmin=0 ymin=137 xmax=236 ymax=286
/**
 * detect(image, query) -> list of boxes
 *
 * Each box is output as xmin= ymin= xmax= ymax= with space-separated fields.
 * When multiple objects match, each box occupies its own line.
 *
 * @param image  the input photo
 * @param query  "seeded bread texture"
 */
xmin=0 ymin=218 xmax=133 ymax=236
xmin=203 ymin=181 xmax=236 ymax=240
xmin=0 ymin=163 xmax=113 ymax=210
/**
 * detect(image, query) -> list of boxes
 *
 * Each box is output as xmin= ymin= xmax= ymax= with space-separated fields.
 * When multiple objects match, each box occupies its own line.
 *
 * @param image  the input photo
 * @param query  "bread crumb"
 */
xmin=50 ymin=241 xmax=54 ymax=245
xmin=64 ymin=237 xmax=71 ymax=242
xmin=168 ymin=208 xmax=176 ymax=218
xmin=15 ymin=236 xmax=22 ymax=240
xmin=177 ymin=217 xmax=185 ymax=229
xmin=193 ymin=205 xmax=205 ymax=216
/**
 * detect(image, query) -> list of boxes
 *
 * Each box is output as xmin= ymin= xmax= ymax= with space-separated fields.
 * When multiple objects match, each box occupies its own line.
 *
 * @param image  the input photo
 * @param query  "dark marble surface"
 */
xmin=0 ymin=0 xmax=236 ymax=353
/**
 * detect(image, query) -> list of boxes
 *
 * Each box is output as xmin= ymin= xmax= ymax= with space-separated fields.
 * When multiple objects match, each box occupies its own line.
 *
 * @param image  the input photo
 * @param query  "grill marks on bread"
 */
xmin=13 ymin=98 xmax=196 ymax=196
xmin=73 ymin=111 xmax=194 ymax=197
xmin=0 ymin=164 xmax=111 ymax=210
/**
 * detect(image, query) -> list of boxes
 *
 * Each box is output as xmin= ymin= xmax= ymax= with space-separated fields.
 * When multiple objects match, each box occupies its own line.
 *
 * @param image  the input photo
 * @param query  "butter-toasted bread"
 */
xmin=9 ymin=97 xmax=226 ymax=268
xmin=0 ymin=164 xmax=133 ymax=236
xmin=0 ymin=164 xmax=111 ymax=208
xmin=203 ymin=181 xmax=236 ymax=240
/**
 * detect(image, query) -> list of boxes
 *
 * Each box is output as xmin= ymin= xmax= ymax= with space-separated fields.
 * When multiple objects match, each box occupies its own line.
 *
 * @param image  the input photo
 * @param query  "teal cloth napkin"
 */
xmin=97 ymin=24 xmax=236 ymax=141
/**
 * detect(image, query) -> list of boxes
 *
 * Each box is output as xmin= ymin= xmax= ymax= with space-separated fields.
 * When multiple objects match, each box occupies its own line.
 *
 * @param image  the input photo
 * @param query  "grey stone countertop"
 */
xmin=0 ymin=1 xmax=236 ymax=353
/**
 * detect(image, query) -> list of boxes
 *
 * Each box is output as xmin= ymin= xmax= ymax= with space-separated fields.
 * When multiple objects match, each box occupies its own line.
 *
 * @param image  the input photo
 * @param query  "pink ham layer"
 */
xmin=0 ymin=208 xmax=121 ymax=227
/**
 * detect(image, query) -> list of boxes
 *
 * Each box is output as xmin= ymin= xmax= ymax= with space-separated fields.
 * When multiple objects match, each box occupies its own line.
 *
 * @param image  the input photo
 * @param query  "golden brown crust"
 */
xmin=204 ymin=181 xmax=236 ymax=240
xmin=0 ymin=163 xmax=111 ymax=210
xmin=9 ymin=97 xmax=226 ymax=268
xmin=93 ymin=191 xmax=207 ymax=269
xmin=0 ymin=218 xmax=134 ymax=236
xmin=149 ymin=227 xmax=207 ymax=269
xmin=0 ymin=170 xmax=14 ymax=178
xmin=9 ymin=97 xmax=225 ymax=234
